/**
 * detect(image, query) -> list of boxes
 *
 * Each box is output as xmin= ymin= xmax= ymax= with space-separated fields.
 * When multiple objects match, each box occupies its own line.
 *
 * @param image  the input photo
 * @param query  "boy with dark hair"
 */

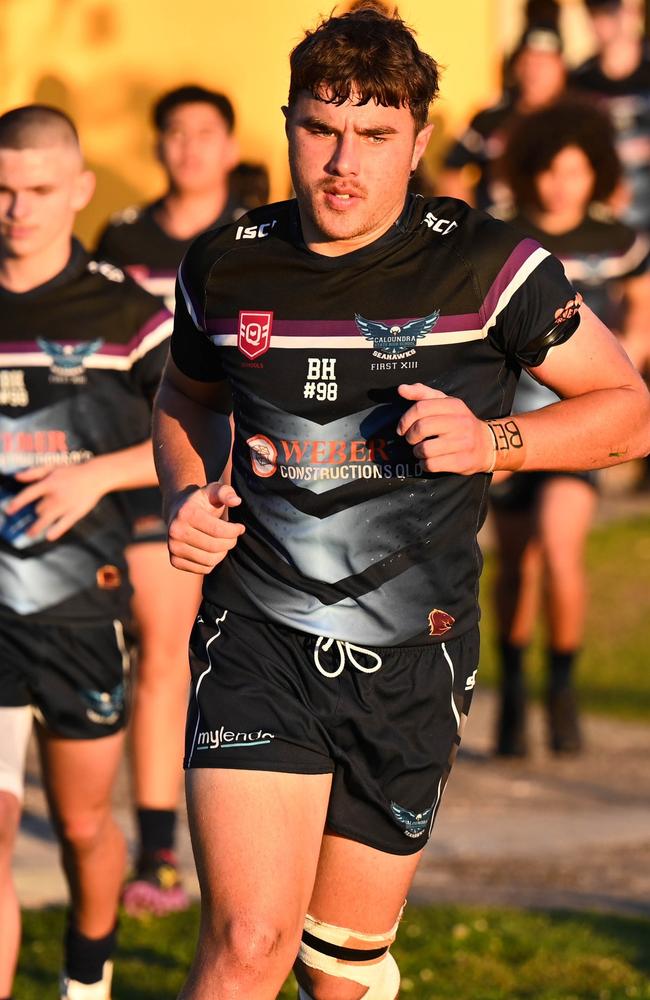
xmin=154 ymin=8 xmax=650 ymax=998
xmin=95 ymin=83 xmax=241 ymax=916
xmin=0 ymin=103 xmax=171 ymax=999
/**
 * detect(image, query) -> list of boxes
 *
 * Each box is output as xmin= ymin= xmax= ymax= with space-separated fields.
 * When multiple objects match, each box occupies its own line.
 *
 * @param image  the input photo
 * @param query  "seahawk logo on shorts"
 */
xmin=355 ymin=310 xmax=440 ymax=361
xmin=390 ymin=801 xmax=433 ymax=839
xmin=38 ymin=338 xmax=103 ymax=383
xmin=82 ymin=683 xmax=125 ymax=726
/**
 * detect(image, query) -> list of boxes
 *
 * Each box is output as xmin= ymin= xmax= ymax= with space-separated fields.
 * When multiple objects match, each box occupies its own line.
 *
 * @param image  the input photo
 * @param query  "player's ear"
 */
xmin=281 ymin=105 xmax=290 ymax=137
xmin=72 ymin=169 xmax=96 ymax=211
xmin=411 ymin=122 xmax=434 ymax=172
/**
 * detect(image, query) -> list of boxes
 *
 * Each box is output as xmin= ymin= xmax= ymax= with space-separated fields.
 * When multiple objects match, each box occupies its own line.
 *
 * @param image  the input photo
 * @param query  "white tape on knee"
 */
xmin=0 ymin=705 xmax=32 ymax=800
xmin=298 ymin=908 xmax=403 ymax=998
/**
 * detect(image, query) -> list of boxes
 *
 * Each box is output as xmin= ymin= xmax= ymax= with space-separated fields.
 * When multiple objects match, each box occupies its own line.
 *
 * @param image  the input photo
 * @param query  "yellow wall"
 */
xmin=0 ymin=0 xmax=501 ymax=244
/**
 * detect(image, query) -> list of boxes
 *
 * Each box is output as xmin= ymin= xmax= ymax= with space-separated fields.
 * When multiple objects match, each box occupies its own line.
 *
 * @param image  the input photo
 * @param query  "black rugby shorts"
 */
xmin=490 ymin=470 xmax=598 ymax=512
xmin=0 ymin=616 xmax=131 ymax=738
xmin=184 ymin=600 xmax=479 ymax=855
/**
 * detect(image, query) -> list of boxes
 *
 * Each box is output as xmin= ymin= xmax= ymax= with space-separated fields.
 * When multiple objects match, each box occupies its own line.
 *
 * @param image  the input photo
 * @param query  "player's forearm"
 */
xmin=488 ymin=383 xmax=650 ymax=473
xmin=89 ymin=440 xmax=158 ymax=492
xmin=152 ymin=378 xmax=232 ymax=520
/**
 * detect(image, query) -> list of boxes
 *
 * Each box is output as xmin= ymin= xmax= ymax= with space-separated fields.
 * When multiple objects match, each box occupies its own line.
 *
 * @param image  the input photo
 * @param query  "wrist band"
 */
xmin=486 ymin=422 xmax=499 ymax=474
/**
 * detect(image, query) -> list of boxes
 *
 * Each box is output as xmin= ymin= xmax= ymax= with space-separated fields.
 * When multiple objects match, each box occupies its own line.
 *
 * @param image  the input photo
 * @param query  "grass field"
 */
xmin=477 ymin=515 xmax=650 ymax=720
xmin=16 ymin=903 xmax=650 ymax=999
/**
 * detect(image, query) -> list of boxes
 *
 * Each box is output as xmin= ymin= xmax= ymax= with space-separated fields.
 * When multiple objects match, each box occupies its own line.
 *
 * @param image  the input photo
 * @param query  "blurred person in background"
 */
xmin=0 ymin=104 xmax=171 ymax=1000
xmin=438 ymin=22 xmax=567 ymax=211
xmin=571 ymin=0 xmax=650 ymax=235
xmin=95 ymin=84 xmax=242 ymax=917
xmin=228 ymin=160 xmax=270 ymax=211
xmin=490 ymin=100 xmax=650 ymax=757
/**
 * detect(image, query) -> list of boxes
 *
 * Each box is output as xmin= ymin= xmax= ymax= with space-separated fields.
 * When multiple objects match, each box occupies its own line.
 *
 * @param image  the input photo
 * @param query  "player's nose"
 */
xmin=326 ymin=132 xmax=360 ymax=176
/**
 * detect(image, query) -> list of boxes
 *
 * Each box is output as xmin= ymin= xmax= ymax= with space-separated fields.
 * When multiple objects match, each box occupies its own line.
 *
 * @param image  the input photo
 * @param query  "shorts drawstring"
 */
xmin=313 ymin=636 xmax=383 ymax=678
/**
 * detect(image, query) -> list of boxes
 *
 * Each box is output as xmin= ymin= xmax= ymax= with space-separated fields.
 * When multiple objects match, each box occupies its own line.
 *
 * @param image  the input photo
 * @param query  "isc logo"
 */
xmin=235 ymin=220 xmax=278 ymax=240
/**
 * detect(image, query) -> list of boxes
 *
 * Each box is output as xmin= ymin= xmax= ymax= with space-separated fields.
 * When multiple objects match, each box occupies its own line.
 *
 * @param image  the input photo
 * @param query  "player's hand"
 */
xmin=5 ymin=463 xmax=108 ymax=541
xmin=397 ymin=383 xmax=495 ymax=475
xmin=166 ymin=483 xmax=245 ymax=574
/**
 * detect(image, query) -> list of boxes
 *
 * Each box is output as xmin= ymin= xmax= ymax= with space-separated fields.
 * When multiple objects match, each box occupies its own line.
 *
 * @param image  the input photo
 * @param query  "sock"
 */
xmin=64 ymin=920 xmax=117 ymax=984
xmin=499 ymin=638 xmax=525 ymax=681
xmin=548 ymin=648 xmax=577 ymax=693
xmin=136 ymin=807 xmax=176 ymax=856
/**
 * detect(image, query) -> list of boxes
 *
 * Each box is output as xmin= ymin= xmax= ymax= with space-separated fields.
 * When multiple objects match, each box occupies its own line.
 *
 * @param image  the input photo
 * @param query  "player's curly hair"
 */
xmin=288 ymin=7 xmax=440 ymax=132
xmin=503 ymin=99 xmax=622 ymax=210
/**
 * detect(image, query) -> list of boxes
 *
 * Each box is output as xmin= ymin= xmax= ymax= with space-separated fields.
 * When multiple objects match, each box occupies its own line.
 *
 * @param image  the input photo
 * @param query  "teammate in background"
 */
xmin=229 ymin=161 xmax=270 ymax=212
xmin=153 ymin=9 xmax=650 ymax=998
xmin=438 ymin=23 xmax=567 ymax=211
xmin=96 ymin=85 xmax=240 ymax=915
xmin=490 ymin=101 xmax=650 ymax=757
xmin=0 ymin=104 xmax=171 ymax=1000
xmin=571 ymin=0 xmax=650 ymax=235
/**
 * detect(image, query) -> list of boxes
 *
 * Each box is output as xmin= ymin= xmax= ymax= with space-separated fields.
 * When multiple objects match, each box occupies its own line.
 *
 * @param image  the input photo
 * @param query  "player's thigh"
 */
xmin=127 ymin=540 xmax=202 ymax=658
xmin=186 ymin=767 xmax=332 ymax=935
xmin=310 ymin=832 xmax=420 ymax=931
xmin=37 ymin=728 xmax=125 ymax=835
xmin=538 ymin=475 xmax=597 ymax=559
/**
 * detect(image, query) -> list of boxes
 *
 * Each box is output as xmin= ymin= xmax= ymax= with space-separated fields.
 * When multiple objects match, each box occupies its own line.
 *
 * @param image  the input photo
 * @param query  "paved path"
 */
xmin=15 ymin=688 xmax=650 ymax=917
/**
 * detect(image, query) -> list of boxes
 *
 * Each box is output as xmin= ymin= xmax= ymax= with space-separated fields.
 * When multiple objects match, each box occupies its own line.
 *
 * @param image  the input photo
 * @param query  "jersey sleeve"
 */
xmin=487 ymin=245 xmax=582 ymax=368
xmin=170 ymin=244 xmax=227 ymax=382
xmin=129 ymin=304 xmax=173 ymax=401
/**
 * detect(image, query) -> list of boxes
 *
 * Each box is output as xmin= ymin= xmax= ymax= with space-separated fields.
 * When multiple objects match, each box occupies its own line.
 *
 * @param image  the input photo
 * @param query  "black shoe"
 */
xmin=547 ymin=688 xmax=582 ymax=754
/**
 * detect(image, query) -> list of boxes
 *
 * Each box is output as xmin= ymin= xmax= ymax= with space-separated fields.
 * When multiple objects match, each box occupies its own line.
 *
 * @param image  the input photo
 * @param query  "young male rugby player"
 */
xmin=153 ymin=9 xmax=650 ymax=998
xmin=0 ymin=105 xmax=171 ymax=999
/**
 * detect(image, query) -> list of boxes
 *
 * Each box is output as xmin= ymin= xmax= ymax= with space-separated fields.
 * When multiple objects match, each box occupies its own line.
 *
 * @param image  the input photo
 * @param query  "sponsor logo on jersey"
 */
xmin=0 ymin=430 xmax=93 ymax=472
xmin=83 ymin=683 xmax=125 ymax=726
xmin=196 ymin=726 xmax=275 ymax=751
xmin=390 ymin=800 xmax=433 ymax=838
xmin=96 ymin=564 xmax=122 ymax=590
xmin=235 ymin=220 xmax=278 ymax=240
xmin=554 ymin=292 xmax=582 ymax=325
xmin=245 ymin=434 xmax=423 ymax=481
xmin=247 ymin=434 xmax=278 ymax=477
xmin=238 ymin=310 xmax=273 ymax=360
xmin=0 ymin=370 xmax=28 ymax=407
xmin=422 ymin=212 xmax=459 ymax=236
xmin=428 ymin=608 xmax=455 ymax=637
xmin=37 ymin=338 xmax=104 ymax=383
xmin=355 ymin=310 xmax=440 ymax=361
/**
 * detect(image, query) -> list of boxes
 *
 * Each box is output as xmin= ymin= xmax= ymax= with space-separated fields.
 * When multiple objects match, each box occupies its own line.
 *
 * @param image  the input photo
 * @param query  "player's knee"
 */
xmin=295 ymin=912 xmax=402 ymax=1000
xmin=216 ymin=914 xmax=297 ymax=978
xmin=55 ymin=808 xmax=109 ymax=855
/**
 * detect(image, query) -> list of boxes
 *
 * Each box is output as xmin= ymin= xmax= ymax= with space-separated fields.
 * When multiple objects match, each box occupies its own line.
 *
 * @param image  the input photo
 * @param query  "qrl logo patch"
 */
xmin=238 ymin=310 xmax=273 ymax=360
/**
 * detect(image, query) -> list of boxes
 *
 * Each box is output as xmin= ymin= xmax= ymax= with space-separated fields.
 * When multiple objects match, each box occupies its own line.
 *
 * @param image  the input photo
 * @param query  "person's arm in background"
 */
xmin=619 ymin=272 xmax=650 ymax=375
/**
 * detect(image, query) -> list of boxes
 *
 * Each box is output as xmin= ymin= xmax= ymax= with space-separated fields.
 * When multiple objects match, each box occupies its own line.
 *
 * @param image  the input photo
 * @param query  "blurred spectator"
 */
xmin=490 ymin=100 xmax=650 ymax=757
xmin=439 ymin=24 xmax=567 ymax=210
xmin=94 ymin=84 xmax=243 ymax=919
xmin=229 ymin=160 xmax=270 ymax=211
xmin=570 ymin=0 xmax=650 ymax=233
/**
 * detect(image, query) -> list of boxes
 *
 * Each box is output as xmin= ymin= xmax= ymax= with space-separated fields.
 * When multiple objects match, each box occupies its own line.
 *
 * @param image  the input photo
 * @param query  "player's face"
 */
xmin=514 ymin=49 xmax=566 ymax=108
xmin=535 ymin=145 xmax=596 ymax=217
xmin=285 ymin=91 xmax=432 ymax=256
xmin=158 ymin=103 xmax=237 ymax=195
xmin=0 ymin=145 xmax=94 ymax=260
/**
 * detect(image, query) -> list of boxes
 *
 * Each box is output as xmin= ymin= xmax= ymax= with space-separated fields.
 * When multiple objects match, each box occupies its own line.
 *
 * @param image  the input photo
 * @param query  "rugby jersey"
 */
xmin=171 ymin=194 xmax=581 ymax=646
xmin=96 ymin=197 xmax=243 ymax=309
xmin=0 ymin=240 xmax=172 ymax=622
xmin=507 ymin=210 xmax=650 ymax=415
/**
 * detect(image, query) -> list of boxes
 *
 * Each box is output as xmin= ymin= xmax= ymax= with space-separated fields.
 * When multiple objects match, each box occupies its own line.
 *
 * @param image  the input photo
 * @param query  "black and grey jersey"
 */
xmin=443 ymin=99 xmax=515 ymax=210
xmin=0 ymin=240 xmax=172 ymax=623
xmin=171 ymin=195 xmax=580 ymax=647
xmin=570 ymin=51 xmax=650 ymax=232
xmin=95 ymin=198 xmax=244 ymax=309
